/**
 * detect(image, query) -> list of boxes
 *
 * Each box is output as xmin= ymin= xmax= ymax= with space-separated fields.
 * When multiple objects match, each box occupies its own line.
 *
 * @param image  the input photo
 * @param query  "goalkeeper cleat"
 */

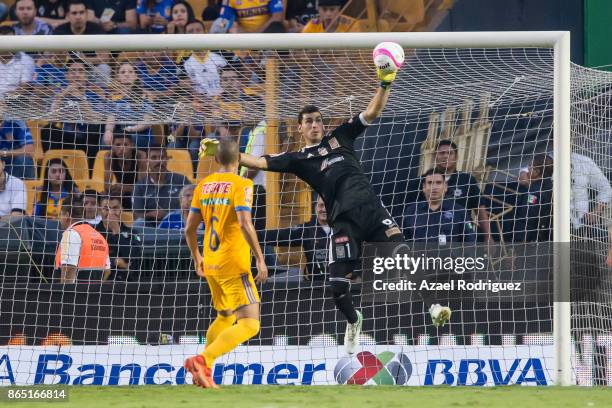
xmin=184 ymin=355 xmax=218 ymax=389
xmin=429 ymin=304 xmax=452 ymax=328
xmin=344 ymin=310 xmax=363 ymax=355
xmin=198 ymin=138 xmax=219 ymax=159
xmin=376 ymin=68 xmax=397 ymax=85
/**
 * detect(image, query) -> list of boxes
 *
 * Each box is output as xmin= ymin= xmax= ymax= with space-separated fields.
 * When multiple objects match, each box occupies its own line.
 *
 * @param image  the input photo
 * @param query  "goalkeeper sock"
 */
xmin=334 ymin=292 xmax=359 ymax=324
xmin=206 ymin=314 xmax=236 ymax=348
xmin=202 ymin=318 xmax=260 ymax=366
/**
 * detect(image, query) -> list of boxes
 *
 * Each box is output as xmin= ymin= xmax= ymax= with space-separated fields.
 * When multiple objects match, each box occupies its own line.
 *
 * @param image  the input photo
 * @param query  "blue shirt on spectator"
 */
xmin=136 ymin=59 xmax=178 ymax=92
xmin=0 ymin=120 xmax=33 ymax=150
xmin=402 ymin=200 xmax=476 ymax=243
xmin=136 ymin=0 xmax=173 ymax=33
xmin=158 ymin=211 xmax=184 ymax=230
xmin=33 ymin=64 xmax=67 ymax=89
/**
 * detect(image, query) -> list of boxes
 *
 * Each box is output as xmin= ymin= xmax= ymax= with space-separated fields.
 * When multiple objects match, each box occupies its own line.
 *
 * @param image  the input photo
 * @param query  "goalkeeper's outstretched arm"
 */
xmin=239 ymin=153 xmax=268 ymax=171
xmin=361 ymin=68 xmax=396 ymax=123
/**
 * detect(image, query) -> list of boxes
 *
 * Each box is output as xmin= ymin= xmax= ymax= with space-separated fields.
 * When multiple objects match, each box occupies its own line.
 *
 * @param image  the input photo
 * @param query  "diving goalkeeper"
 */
xmin=200 ymin=64 xmax=451 ymax=355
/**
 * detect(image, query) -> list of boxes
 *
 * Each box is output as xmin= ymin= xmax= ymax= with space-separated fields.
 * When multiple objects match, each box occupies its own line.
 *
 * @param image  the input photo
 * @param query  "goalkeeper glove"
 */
xmin=377 ymin=68 xmax=396 ymax=89
xmin=198 ymin=138 xmax=219 ymax=159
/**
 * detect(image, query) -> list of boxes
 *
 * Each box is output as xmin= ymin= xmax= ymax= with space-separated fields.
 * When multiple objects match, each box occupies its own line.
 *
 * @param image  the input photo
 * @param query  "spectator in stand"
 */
xmin=165 ymin=0 xmax=194 ymax=34
xmin=287 ymin=0 xmax=318 ymax=32
xmin=82 ymin=189 xmax=102 ymax=225
xmin=35 ymin=0 xmax=68 ymax=29
xmin=132 ymin=146 xmax=189 ymax=226
xmin=0 ymin=157 xmax=27 ymax=217
xmin=46 ymin=60 xmax=104 ymax=161
xmin=240 ymin=120 xmax=266 ymax=232
xmin=158 ymin=183 xmax=195 ymax=230
xmin=33 ymin=52 xmax=68 ymax=92
xmin=519 ymin=140 xmax=612 ymax=238
xmin=87 ymin=0 xmax=138 ymax=34
xmin=432 ymin=139 xmax=493 ymax=243
xmin=14 ymin=0 xmax=53 ymax=35
xmin=104 ymin=62 xmax=154 ymax=149
xmin=515 ymin=154 xmax=553 ymax=242
xmin=55 ymin=194 xmax=110 ymax=283
xmin=54 ymin=0 xmax=104 ymax=34
xmin=302 ymin=0 xmax=358 ymax=33
xmin=184 ymin=42 xmax=227 ymax=97
xmin=221 ymin=0 xmax=284 ymax=33
xmin=0 ymin=116 xmax=36 ymax=179
xmin=260 ymin=196 xmax=331 ymax=281
xmin=54 ymin=0 xmax=111 ymax=87
xmin=96 ymin=190 xmax=143 ymax=280
xmin=185 ymin=18 xmax=206 ymax=34
xmin=137 ymin=0 xmax=173 ymax=34
xmin=34 ymin=158 xmax=79 ymax=218
xmin=135 ymin=50 xmax=178 ymax=97
xmin=102 ymin=133 xmax=147 ymax=210
xmin=0 ymin=26 xmax=35 ymax=99
xmin=402 ymin=168 xmax=475 ymax=243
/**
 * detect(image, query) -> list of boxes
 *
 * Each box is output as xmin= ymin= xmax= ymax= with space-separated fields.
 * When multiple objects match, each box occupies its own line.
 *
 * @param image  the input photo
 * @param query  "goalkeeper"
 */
xmin=200 ymin=65 xmax=451 ymax=355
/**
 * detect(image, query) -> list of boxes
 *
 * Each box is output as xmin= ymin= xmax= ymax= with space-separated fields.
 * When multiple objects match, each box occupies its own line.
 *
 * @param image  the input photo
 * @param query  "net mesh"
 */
xmin=0 ymin=43 xmax=609 ymax=386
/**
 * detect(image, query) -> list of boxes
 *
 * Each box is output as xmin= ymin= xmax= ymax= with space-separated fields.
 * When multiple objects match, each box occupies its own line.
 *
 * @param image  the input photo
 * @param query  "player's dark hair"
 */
xmin=298 ymin=105 xmax=322 ymax=124
xmin=532 ymin=154 xmax=553 ymax=179
xmin=60 ymin=194 xmax=84 ymax=220
xmin=66 ymin=0 xmax=88 ymax=11
xmin=83 ymin=189 xmax=98 ymax=199
xmin=436 ymin=139 xmax=458 ymax=153
xmin=421 ymin=168 xmax=447 ymax=185
xmin=215 ymin=139 xmax=240 ymax=166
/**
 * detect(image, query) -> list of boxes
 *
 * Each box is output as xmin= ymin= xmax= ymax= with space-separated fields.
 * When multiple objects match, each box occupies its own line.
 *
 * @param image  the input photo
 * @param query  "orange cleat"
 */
xmin=184 ymin=355 xmax=218 ymax=389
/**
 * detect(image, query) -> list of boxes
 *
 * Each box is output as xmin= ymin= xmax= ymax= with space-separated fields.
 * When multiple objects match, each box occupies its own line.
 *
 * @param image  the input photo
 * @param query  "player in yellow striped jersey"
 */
xmin=183 ymin=138 xmax=268 ymax=389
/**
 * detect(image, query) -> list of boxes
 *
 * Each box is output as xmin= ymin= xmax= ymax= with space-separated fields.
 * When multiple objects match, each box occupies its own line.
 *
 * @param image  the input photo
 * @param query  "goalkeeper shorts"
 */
xmin=206 ymin=273 xmax=260 ymax=312
xmin=329 ymin=202 xmax=403 ymax=265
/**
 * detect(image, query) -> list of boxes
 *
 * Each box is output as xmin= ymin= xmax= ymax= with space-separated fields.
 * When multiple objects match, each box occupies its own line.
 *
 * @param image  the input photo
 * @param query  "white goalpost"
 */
xmin=0 ymin=31 xmax=583 ymax=387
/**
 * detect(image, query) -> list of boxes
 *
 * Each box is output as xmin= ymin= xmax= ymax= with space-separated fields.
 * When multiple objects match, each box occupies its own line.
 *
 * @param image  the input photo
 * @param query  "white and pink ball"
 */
xmin=373 ymin=42 xmax=405 ymax=73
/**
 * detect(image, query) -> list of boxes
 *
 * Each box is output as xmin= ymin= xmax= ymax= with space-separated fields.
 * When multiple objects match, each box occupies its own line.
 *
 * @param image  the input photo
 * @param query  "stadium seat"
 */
xmin=41 ymin=149 xmax=90 ymax=188
xmin=167 ymin=149 xmax=194 ymax=182
xmin=24 ymin=179 xmax=42 ymax=215
xmin=121 ymin=210 xmax=134 ymax=227
xmin=196 ymin=156 xmax=220 ymax=181
xmin=91 ymin=150 xmax=116 ymax=187
xmin=26 ymin=120 xmax=44 ymax=164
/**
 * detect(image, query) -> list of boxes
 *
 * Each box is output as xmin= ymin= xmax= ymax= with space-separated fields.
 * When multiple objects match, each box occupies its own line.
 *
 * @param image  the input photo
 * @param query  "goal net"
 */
xmin=0 ymin=33 xmax=607 ymax=387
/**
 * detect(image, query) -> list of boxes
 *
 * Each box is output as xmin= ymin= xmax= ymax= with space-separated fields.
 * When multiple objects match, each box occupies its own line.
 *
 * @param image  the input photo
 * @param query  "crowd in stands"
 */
xmin=0 ymin=0 xmax=610 ymax=283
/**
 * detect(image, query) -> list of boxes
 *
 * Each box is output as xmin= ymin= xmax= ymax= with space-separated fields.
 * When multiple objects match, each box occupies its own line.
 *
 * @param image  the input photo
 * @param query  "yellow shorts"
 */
xmin=206 ymin=273 xmax=260 ymax=312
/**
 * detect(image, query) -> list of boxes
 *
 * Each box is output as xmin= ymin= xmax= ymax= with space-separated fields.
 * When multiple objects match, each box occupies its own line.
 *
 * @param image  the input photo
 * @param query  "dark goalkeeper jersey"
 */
xmin=264 ymin=114 xmax=378 ymax=223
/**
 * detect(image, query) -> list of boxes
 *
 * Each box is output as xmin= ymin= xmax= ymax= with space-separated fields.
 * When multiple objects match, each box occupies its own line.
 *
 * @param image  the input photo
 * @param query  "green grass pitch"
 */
xmin=7 ymin=386 xmax=612 ymax=408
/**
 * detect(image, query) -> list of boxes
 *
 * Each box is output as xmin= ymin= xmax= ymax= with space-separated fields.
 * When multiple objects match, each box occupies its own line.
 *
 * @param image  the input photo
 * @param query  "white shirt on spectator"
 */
xmin=0 ymin=173 xmax=26 ymax=216
xmin=184 ymin=52 xmax=227 ymax=97
xmin=0 ymin=53 xmax=35 ymax=98
xmin=570 ymin=152 xmax=612 ymax=228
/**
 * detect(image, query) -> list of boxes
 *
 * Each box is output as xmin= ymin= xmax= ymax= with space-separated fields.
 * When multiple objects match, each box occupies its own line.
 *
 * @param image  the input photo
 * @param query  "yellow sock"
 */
xmin=204 ymin=314 xmax=236 ymax=366
xmin=202 ymin=318 xmax=260 ymax=366
xmin=206 ymin=314 xmax=236 ymax=346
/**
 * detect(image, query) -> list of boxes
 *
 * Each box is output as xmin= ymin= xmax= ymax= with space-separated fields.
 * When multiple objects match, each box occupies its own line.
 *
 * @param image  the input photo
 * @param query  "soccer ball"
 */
xmin=373 ymin=42 xmax=405 ymax=73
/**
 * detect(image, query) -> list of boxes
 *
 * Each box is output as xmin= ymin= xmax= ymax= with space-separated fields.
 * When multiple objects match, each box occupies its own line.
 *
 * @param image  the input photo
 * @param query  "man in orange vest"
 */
xmin=55 ymin=194 xmax=111 ymax=283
